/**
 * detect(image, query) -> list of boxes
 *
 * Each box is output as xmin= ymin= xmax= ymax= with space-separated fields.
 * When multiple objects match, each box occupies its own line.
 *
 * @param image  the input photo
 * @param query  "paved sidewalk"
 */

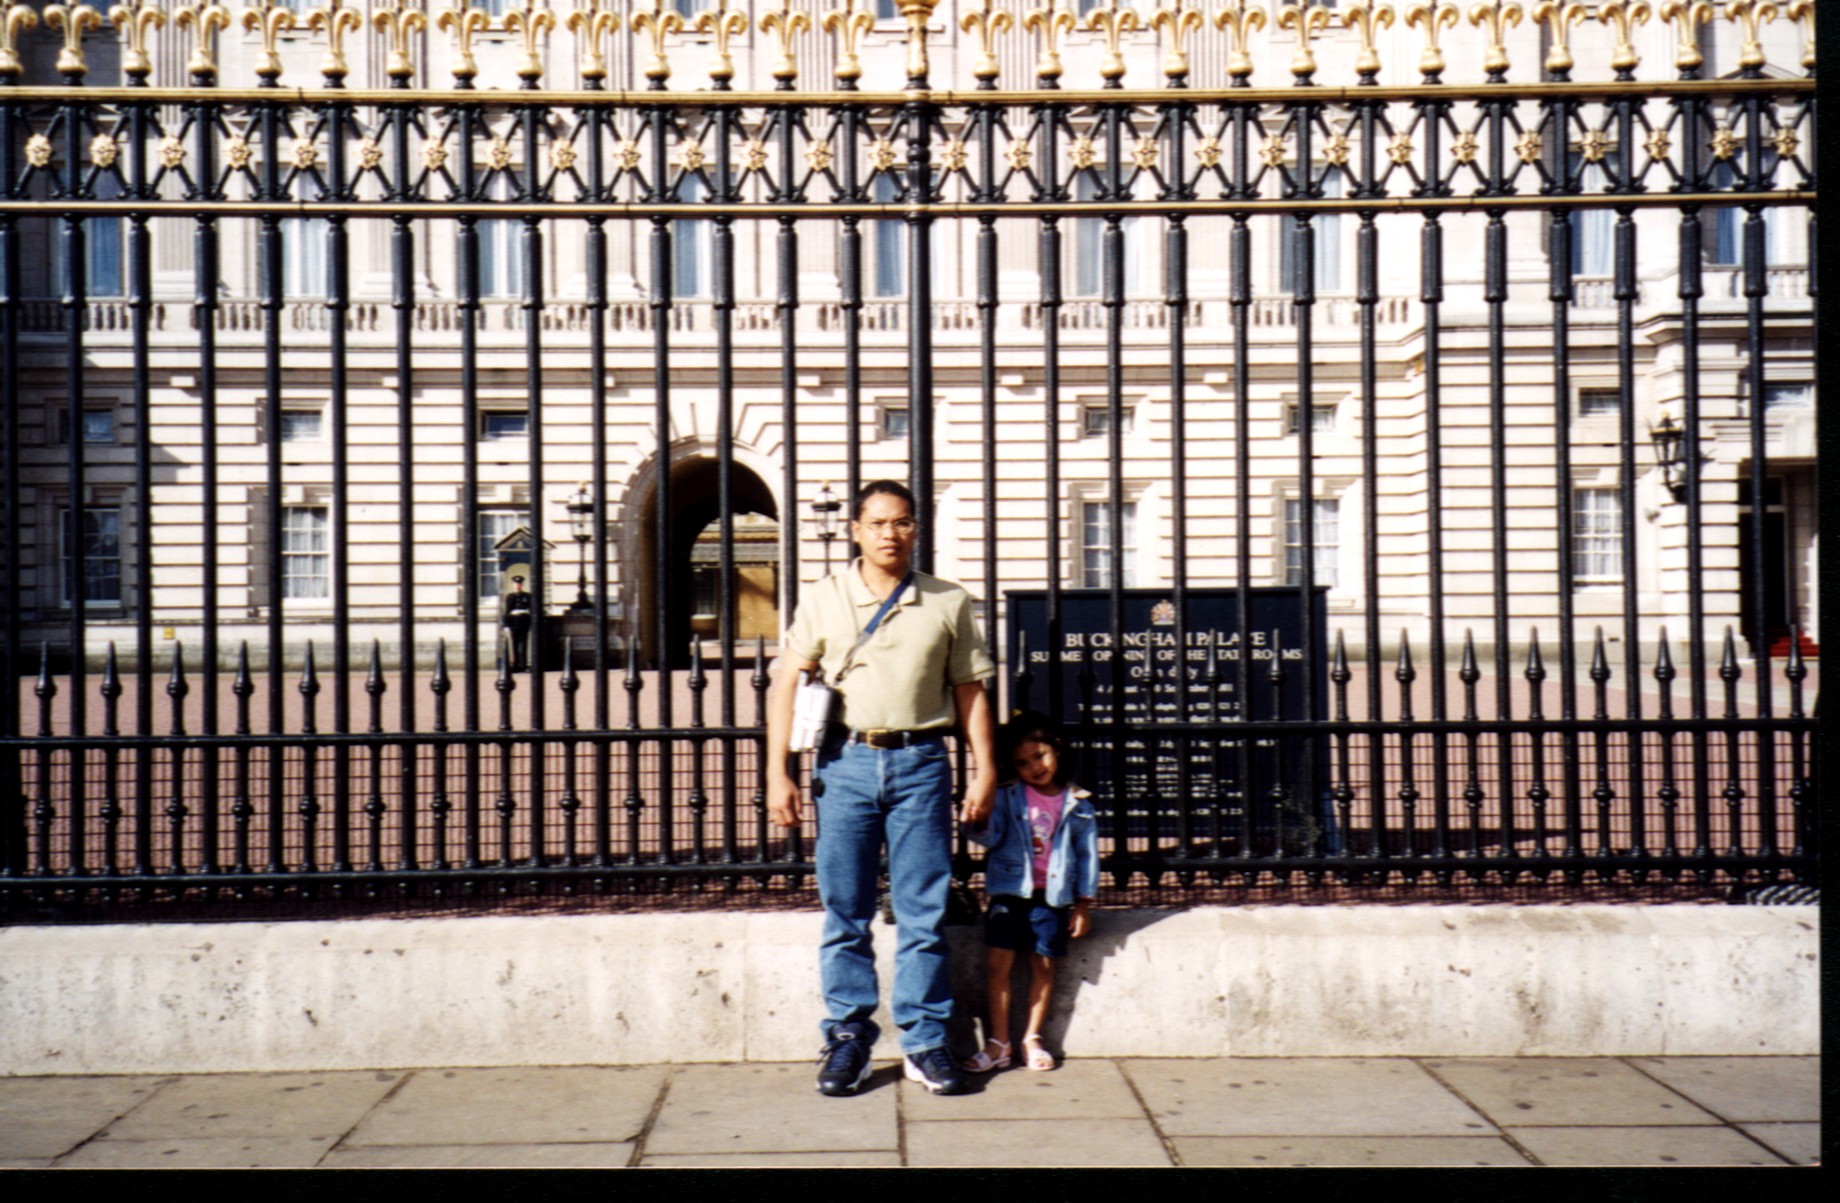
xmin=0 ymin=1056 xmax=1818 ymax=1169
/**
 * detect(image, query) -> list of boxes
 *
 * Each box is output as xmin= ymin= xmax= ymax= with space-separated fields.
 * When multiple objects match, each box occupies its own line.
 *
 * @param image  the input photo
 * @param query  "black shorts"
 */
xmin=982 ymin=891 xmax=1071 ymax=958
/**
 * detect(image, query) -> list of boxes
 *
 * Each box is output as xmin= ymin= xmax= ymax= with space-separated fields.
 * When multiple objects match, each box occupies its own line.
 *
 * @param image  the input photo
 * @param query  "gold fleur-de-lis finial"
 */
xmin=371 ymin=0 xmax=428 ymax=82
xmin=1785 ymin=0 xmax=1813 ymax=70
xmin=307 ymin=0 xmax=363 ymax=81
xmin=1658 ymin=0 xmax=1714 ymax=70
xmin=1723 ymin=0 xmax=1780 ymax=72
xmin=1467 ymin=0 xmax=1524 ymax=76
xmin=1531 ymin=1 xmax=1585 ymax=74
xmin=1085 ymin=0 xmax=1142 ymax=84
xmin=0 ymin=0 xmax=39 ymax=79
xmin=1406 ymin=1 xmax=1458 ymax=75
xmin=1341 ymin=2 xmax=1396 ymax=77
xmin=173 ymin=1 xmax=232 ymax=78
xmin=503 ymin=0 xmax=555 ymax=83
xmin=243 ymin=1 xmax=299 ymax=82
xmin=45 ymin=2 xmax=105 ymax=77
xmin=1213 ymin=0 xmax=1269 ymax=81
xmin=1024 ymin=1 xmax=1077 ymax=82
xmin=1597 ymin=1 xmax=1651 ymax=74
xmin=108 ymin=0 xmax=165 ymax=81
xmin=1150 ymin=0 xmax=1204 ymax=83
xmin=438 ymin=2 xmax=490 ymax=82
xmin=695 ymin=0 xmax=748 ymax=85
xmin=961 ymin=0 xmax=1014 ymax=85
xmin=1276 ymin=1 xmax=1333 ymax=78
xmin=631 ymin=0 xmax=684 ymax=85
xmin=759 ymin=0 xmax=809 ymax=85
xmin=824 ymin=0 xmax=875 ymax=84
xmin=565 ymin=0 xmax=620 ymax=83
xmin=897 ymin=0 xmax=940 ymax=86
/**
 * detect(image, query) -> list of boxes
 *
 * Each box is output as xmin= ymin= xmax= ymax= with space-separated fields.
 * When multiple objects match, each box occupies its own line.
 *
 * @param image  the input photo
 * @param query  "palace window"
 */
xmin=1282 ymin=498 xmax=1340 ymax=589
xmin=1571 ymin=487 xmax=1624 ymax=584
xmin=1080 ymin=499 xmax=1138 ymax=589
xmin=59 ymin=506 xmax=122 ymax=607
xmin=281 ymin=506 xmax=330 ymax=601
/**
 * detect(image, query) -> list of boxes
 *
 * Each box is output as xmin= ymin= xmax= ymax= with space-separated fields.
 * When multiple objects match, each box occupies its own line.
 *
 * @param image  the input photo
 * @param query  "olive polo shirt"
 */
xmin=783 ymin=559 xmax=996 ymax=733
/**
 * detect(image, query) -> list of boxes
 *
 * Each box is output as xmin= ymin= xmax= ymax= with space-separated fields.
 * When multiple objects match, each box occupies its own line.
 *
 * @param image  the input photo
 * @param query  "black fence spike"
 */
xmin=1396 ymin=629 xmax=1416 ymax=683
xmin=1590 ymin=627 xmax=1611 ymax=683
xmin=1524 ymin=628 xmax=1545 ymax=684
xmin=233 ymin=641 xmax=254 ymax=696
xmin=1459 ymin=629 xmax=1479 ymax=683
xmin=366 ymin=639 xmax=385 ymax=696
xmin=1720 ymin=625 xmax=1741 ymax=683
xmin=688 ymin=637 xmax=706 ymax=691
xmin=560 ymin=638 xmax=580 ymax=692
xmin=1654 ymin=628 xmax=1676 ymax=683
xmin=750 ymin=635 xmax=768 ymax=691
xmin=300 ymin=641 xmax=320 ymax=698
xmin=166 ymin=641 xmax=188 ymax=700
xmin=1202 ymin=629 xmax=1219 ymax=684
xmin=431 ymin=637 xmax=451 ymax=696
xmin=1331 ymin=629 xmax=1350 ymax=684
xmin=101 ymin=642 xmax=121 ymax=701
xmin=36 ymin=642 xmax=55 ymax=703
xmin=1784 ymin=626 xmax=1806 ymax=681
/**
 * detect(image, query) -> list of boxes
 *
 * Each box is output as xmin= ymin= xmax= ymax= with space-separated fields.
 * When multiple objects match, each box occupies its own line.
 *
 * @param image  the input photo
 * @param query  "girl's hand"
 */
xmin=1069 ymin=902 xmax=1093 ymax=939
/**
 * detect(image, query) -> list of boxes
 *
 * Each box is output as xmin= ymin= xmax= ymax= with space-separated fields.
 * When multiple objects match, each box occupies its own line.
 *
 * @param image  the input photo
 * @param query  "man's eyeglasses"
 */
xmin=856 ymin=518 xmax=918 ymax=536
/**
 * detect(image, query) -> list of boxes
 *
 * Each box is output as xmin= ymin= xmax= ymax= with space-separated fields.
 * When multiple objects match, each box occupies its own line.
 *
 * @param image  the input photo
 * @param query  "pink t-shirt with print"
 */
xmin=1024 ymin=784 xmax=1066 ymax=888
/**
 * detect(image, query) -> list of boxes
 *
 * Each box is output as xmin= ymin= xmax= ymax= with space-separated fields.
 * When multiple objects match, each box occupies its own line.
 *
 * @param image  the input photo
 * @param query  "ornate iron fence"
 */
xmin=0 ymin=0 xmax=1818 ymax=909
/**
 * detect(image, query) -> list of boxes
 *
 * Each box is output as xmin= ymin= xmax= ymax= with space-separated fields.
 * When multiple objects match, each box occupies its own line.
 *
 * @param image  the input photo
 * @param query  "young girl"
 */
xmin=962 ymin=711 xmax=1101 ymax=1073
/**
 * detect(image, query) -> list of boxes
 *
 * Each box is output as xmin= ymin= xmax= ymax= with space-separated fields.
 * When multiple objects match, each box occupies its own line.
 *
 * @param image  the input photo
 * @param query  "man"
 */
xmin=767 ymin=480 xmax=997 ymax=1097
xmin=499 ymin=573 xmax=534 ymax=673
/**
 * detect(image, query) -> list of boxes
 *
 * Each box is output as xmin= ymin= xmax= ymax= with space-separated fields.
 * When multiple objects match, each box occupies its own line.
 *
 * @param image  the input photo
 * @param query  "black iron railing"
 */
xmin=0 ymin=1 xmax=1818 ymax=908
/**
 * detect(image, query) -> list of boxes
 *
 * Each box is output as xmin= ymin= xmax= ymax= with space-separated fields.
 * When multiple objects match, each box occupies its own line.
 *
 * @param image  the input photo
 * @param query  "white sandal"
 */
xmin=1022 ymin=1034 xmax=1056 ymax=1072
xmin=962 ymin=1038 xmax=1011 ymax=1073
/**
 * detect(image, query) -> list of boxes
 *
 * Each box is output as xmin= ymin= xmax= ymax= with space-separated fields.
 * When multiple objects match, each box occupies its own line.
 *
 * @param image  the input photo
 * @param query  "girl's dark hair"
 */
xmin=996 ymin=710 xmax=1072 ymax=786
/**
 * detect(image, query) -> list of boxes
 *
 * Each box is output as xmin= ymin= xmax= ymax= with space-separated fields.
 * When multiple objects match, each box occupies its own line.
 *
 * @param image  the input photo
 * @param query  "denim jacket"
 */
xmin=967 ymin=781 xmax=1100 ymax=908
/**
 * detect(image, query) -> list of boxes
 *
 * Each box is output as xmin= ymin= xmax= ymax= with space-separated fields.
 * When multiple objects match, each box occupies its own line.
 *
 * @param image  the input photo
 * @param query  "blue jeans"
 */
xmin=813 ymin=734 xmax=955 ymax=1056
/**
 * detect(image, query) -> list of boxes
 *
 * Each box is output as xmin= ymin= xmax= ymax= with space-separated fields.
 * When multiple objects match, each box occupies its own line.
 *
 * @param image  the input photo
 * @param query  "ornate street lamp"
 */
xmin=1649 ymin=411 xmax=1689 ymax=501
xmin=564 ymin=481 xmax=595 ymax=613
xmin=811 ymin=481 xmax=842 ymax=576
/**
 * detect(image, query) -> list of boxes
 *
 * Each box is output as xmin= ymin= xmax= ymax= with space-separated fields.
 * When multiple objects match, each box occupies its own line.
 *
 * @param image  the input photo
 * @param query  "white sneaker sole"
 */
xmin=816 ymin=1058 xmax=873 ymax=1096
xmin=903 ymin=1057 xmax=964 ymax=1095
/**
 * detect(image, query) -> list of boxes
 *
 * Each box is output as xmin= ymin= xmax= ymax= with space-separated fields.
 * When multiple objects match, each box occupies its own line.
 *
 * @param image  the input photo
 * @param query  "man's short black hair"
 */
xmin=854 ymin=479 xmax=917 ymax=522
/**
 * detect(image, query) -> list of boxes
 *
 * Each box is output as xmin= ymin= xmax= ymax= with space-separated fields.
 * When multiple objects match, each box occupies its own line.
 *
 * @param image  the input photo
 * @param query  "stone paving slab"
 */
xmin=1736 ymin=1123 xmax=1821 ymax=1166
xmin=902 ymin=1059 xmax=1146 ymax=1121
xmin=904 ymin=1116 xmax=1172 ymax=1167
xmin=1170 ymin=1135 xmax=1535 ymax=1168
xmin=319 ymin=1142 xmax=636 ymax=1168
xmin=1126 ymin=1058 xmax=1495 ymax=1138
xmin=56 ymin=1137 xmax=337 ymax=1169
xmin=342 ymin=1066 xmax=666 ymax=1147
xmin=0 ymin=1075 xmax=168 ymax=1160
xmin=98 ymin=1070 xmax=403 ymax=1142
xmin=1424 ymin=1058 xmax=1724 ymax=1127
xmin=1503 ymin=1125 xmax=1795 ymax=1167
xmin=642 ymin=1062 xmax=899 ymax=1156
xmin=640 ymin=1150 xmax=906 ymax=1167
xmin=1628 ymin=1056 xmax=1822 ymax=1123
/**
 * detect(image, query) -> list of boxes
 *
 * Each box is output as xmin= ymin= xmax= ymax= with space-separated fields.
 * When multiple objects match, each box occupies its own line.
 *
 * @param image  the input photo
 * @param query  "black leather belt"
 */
xmin=842 ymin=727 xmax=941 ymax=749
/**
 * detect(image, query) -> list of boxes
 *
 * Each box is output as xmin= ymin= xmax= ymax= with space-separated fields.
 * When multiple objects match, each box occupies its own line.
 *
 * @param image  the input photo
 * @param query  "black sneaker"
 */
xmin=903 ymin=1046 xmax=970 ymax=1095
xmin=816 ymin=1024 xmax=874 ymax=1096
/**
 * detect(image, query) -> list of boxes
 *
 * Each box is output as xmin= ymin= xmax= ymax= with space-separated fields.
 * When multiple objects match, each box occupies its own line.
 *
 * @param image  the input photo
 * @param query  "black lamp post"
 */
xmin=565 ymin=482 xmax=594 ymax=614
xmin=1649 ymin=411 xmax=1689 ymax=501
xmin=812 ymin=481 xmax=842 ymax=576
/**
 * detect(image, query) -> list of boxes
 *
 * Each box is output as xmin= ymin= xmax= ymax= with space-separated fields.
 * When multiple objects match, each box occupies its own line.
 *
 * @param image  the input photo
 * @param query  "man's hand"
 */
xmin=958 ymin=773 xmax=995 ymax=827
xmin=767 ymin=777 xmax=803 ymax=829
xmin=1069 ymin=900 xmax=1094 ymax=939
